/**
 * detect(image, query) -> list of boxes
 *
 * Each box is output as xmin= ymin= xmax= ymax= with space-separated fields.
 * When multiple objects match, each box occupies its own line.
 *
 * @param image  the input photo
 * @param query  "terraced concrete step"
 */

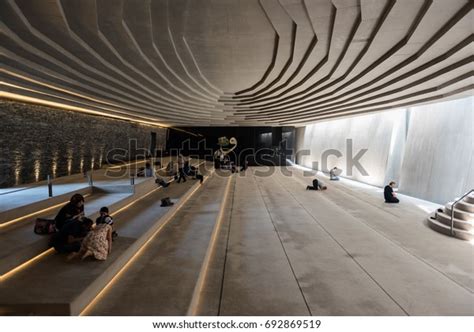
xmin=92 ymin=185 xmax=134 ymax=194
xmin=464 ymin=194 xmax=474 ymax=205
xmin=434 ymin=211 xmax=473 ymax=231
xmin=0 ymin=187 xmax=93 ymax=225
xmin=0 ymin=162 xmax=212 ymax=315
xmin=0 ymin=159 xmax=168 ymax=224
xmin=451 ymin=200 xmax=474 ymax=213
xmin=0 ymin=193 xmax=132 ymax=276
xmin=0 ymin=170 xmax=182 ymax=278
xmin=87 ymin=173 xmax=231 ymax=315
xmin=427 ymin=217 xmax=473 ymax=241
xmin=444 ymin=204 xmax=474 ymax=221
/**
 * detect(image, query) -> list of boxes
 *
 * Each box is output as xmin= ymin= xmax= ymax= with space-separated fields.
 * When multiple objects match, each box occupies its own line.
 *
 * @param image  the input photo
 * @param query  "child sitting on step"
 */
xmin=96 ymin=206 xmax=118 ymax=240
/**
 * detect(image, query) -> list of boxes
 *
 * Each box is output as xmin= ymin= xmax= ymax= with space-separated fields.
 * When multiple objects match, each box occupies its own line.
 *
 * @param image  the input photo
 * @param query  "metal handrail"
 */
xmin=451 ymin=189 xmax=474 ymax=235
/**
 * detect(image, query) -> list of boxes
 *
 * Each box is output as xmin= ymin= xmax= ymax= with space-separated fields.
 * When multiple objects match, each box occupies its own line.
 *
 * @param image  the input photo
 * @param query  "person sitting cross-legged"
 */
xmin=384 ymin=181 xmax=399 ymax=203
xmin=329 ymin=167 xmax=341 ymax=181
xmin=54 ymin=193 xmax=85 ymax=231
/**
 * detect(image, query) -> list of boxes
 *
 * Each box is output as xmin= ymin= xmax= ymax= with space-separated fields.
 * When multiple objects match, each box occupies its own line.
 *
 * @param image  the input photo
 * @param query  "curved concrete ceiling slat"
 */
xmin=217 ymin=4 xmax=279 ymax=97
xmin=2 ymin=0 xmax=216 ymax=116
xmin=240 ymin=0 xmax=395 ymax=111
xmin=121 ymin=0 xmax=221 ymax=102
xmin=284 ymin=0 xmax=436 ymax=109
xmin=238 ymin=0 xmax=471 ymax=117
xmin=93 ymin=0 xmax=218 ymax=113
xmin=275 ymin=38 xmax=473 ymax=115
xmin=1 ymin=83 xmax=202 ymax=126
xmin=232 ymin=0 xmax=319 ymax=100
xmin=227 ymin=0 xmax=336 ymax=107
xmin=149 ymin=0 xmax=223 ymax=99
xmin=1 ymin=78 xmax=212 ymax=125
xmin=0 ymin=22 xmax=189 ymax=114
xmin=249 ymin=58 xmax=473 ymax=122
xmin=0 ymin=49 xmax=215 ymax=119
xmin=166 ymin=0 xmax=228 ymax=96
xmin=286 ymin=77 xmax=474 ymax=124
xmin=269 ymin=70 xmax=474 ymax=124
xmin=0 ymin=44 xmax=219 ymax=121
xmin=234 ymin=1 xmax=358 ymax=108
xmin=10 ymin=0 xmax=199 ymax=111
xmin=266 ymin=15 xmax=473 ymax=118
xmin=288 ymin=84 xmax=473 ymax=125
xmin=286 ymin=0 xmax=472 ymax=112
xmin=1 ymin=0 xmax=471 ymax=126
xmin=228 ymin=0 xmax=295 ymax=95
xmin=59 ymin=0 xmax=213 ymax=109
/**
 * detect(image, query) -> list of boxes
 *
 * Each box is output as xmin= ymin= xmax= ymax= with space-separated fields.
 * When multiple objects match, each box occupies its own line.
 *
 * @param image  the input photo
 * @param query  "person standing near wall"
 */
xmin=144 ymin=163 xmax=154 ymax=177
xmin=177 ymin=154 xmax=187 ymax=183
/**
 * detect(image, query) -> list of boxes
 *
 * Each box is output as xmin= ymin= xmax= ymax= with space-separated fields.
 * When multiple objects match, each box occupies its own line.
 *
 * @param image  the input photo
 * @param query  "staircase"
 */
xmin=428 ymin=190 xmax=474 ymax=241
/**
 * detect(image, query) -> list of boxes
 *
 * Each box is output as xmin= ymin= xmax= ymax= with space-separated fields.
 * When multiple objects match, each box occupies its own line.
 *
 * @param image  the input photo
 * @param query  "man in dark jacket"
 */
xmin=384 ymin=181 xmax=399 ymax=203
xmin=54 ymin=193 xmax=85 ymax=230
xmin=50 ymin=218 xmax=93 ymax=253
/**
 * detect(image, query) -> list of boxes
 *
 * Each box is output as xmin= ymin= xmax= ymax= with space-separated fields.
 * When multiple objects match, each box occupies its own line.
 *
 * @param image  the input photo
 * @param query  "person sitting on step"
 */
xmin=95 ymin=206 xmax=118 ymax=240
xmin=155 ymin=174 xmax=171 ymax=188
xmin=54 ymin=193 xmax=85 ymax=231
xmin=50 ymin=217 xmax=93 ymax=254
xmin=329 ymin=167 xmax=341 ymax=181
xmin=240 ymin=160 xmax=249 ymax=172
xmin=384 ymin=181 xmax=399 ymax=203
xmin=68 ymin=219 xmax=112 ymax=261
xmin=185 ymin=165 xmax=204 ymax=184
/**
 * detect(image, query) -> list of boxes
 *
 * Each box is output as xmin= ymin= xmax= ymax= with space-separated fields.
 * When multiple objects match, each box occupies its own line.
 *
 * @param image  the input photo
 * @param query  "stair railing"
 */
xmin=451 ymin=189 xmax=474 ymax=235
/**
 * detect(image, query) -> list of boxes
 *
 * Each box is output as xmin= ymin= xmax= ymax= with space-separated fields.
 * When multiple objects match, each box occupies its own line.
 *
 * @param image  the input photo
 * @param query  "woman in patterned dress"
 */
xmin=69 ymin=223 xmax=112 ymax=261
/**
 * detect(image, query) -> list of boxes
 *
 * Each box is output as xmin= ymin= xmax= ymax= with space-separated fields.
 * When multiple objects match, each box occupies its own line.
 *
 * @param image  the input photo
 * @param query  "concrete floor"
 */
xmin=82 ymin=167 xmax=473 ymax=316
xmin=229 ymin=168 xmax=473 ymax=315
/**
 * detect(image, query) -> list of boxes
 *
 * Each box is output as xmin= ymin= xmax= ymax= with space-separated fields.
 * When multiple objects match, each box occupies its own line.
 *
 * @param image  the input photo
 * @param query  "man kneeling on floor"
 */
xmin=384 ymin=181 xmax=399 ymax=203
xmin=50 ymin=218 xmax=93 ymax=254
xmin=306 ymin=178 xmax=327 ymax=191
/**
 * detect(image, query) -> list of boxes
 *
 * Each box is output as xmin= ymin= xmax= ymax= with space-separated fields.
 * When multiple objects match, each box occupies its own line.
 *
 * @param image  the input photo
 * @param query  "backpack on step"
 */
xmin=34 ymin=218 xmax=56 ymax=235
xmin=160 ymin=197 xmax=174 ymax=207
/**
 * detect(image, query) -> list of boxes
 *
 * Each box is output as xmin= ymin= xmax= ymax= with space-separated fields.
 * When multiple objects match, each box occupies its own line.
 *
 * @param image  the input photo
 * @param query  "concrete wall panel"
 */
xmin=399 ymin=98 xmax=474 ymax=203
xmin=295 ymin=110 xmax=405 ymax=187
xmin=296 ymin=97 xmax=474 ymax=203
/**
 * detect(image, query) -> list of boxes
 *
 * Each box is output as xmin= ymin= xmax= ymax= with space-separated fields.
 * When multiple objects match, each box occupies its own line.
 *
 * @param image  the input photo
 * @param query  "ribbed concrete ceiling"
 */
xmin=1 ymin=0 xmax=472 ymax=127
